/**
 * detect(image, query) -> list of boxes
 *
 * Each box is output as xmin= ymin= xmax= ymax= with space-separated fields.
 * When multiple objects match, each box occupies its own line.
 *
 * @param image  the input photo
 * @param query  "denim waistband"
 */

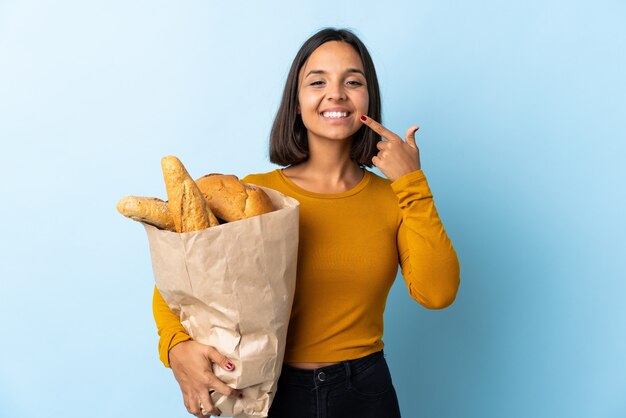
xmin=279 ymin=350 xmax=384 ymax=388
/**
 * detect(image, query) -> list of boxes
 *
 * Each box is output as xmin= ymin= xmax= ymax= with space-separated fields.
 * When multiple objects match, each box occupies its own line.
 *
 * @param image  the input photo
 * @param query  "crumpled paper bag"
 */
xmin=143 ymin=186 xmax=299 ymax=418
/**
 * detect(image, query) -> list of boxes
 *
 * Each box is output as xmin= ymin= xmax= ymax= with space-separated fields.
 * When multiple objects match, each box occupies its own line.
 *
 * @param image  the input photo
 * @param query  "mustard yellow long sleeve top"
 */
xmin=152 ymin=168 xmax=460 ymax=367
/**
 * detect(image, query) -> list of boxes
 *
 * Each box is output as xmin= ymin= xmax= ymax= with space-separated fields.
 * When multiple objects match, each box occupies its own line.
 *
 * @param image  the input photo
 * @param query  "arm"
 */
xmin=357 ymin=116 xmax=460 ymax=308
xmin=152 ymin=285 xmax=192 ymax=367
xmin=152 ymin=286 xmax=241 ymax=416
xmin=392 ymin=170 xmax=460 ymax=309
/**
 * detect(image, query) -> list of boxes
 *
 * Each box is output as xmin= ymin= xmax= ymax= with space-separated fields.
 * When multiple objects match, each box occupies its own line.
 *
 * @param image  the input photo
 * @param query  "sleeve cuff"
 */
xmin=390 ymin=169 xmax=427 ymax=192
xmin=390 ymin=170 xmax=434 ymax=207
xmin=159 ymin=331 xmax=192 ymax=368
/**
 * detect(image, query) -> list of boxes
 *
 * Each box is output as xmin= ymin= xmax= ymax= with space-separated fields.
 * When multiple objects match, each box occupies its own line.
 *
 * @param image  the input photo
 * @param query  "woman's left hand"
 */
xmin=360 ymin=115 xmax=421 ymax=182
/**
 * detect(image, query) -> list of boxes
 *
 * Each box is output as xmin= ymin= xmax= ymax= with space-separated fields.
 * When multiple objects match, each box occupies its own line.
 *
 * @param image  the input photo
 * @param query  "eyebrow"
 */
xmin=304 ymin=68 xmax=366 ymax=78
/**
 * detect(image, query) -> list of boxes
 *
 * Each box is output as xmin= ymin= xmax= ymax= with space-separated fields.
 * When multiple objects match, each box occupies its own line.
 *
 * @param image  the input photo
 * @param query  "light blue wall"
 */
xmin=1 ymin=1 xmax=624 ymax=417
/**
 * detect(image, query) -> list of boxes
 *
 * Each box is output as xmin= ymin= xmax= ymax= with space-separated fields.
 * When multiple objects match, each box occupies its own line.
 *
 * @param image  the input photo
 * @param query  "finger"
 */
xmin=206 ymin=347 xmax=235 ymax=372
xmin=208 ymin=375 xmax=241 ymax=398
xmin=199 ymin=397 xmax=220 ymax=417
xmin=376 ymin=140 xmax=389 ymax=151
xmin=360 ymin=115 xmax=401 ymax=142
xmin=199 ymin=392 xmax=213 ymax=416
xmin=186 ymin=391 xmax=201 ymax=415
xmin=372 ymin=155 xmax=381 ymax=167
xmin=405 ymin=125 xmax=420 ymax=147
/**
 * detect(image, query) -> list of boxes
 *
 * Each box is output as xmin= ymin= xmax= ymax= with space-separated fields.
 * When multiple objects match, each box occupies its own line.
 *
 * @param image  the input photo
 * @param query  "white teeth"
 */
xmin=322 ymin=111 xmax=348 ymax=118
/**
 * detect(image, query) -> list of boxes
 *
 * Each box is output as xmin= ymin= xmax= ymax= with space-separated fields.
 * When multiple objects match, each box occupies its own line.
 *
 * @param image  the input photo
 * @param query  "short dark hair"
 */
xmin=269 ymin=28 xmax=382 ymax=167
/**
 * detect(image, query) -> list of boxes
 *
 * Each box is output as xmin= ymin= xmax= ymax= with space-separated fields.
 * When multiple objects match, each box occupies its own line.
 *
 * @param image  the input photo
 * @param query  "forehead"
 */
xmin=299 ymin=41 xmax=365 ymax=78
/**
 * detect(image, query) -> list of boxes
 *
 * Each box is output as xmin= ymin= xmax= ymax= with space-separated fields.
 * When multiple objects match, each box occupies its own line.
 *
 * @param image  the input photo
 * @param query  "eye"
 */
xmin=310 ymin=80 xmax=325 ymax=86
xmin=347 ymin=80 xmax=364 ymax=86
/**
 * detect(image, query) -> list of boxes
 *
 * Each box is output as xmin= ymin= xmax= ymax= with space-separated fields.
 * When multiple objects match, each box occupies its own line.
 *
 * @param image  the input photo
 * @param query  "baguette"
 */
xmin=195 ymin=173 xmax=274 ymax=222
xmin=116 ymin=196 xmax=176 ymax=231
xmin=161 ymin=156 xmax=219 ymax=232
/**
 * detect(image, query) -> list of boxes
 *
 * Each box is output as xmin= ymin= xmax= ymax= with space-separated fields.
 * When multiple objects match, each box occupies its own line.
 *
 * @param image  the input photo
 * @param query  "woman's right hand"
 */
xmin=168 ymin=340 xmax=242 ymax=417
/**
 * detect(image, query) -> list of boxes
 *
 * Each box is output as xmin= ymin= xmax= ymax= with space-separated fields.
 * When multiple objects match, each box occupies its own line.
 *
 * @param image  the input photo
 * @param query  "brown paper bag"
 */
xmin=144 ymin=186 xmax=299 ymax=418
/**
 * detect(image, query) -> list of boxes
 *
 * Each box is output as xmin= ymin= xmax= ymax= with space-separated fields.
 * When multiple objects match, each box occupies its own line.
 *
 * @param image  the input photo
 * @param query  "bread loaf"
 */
xmin=161 ymin=156 xmax=219 ymax=232
xmin=195 ymin=174 xmax=274 ymax=222
xmin=118 ymin=157 xmax=273 ymax=230
xmin=116 ymin=196 xmax=176 ymax=231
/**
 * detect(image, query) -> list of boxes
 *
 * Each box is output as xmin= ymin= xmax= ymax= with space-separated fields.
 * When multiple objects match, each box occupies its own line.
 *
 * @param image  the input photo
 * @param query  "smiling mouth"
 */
xmin=320 ymin=111 xmax=351 ymax=118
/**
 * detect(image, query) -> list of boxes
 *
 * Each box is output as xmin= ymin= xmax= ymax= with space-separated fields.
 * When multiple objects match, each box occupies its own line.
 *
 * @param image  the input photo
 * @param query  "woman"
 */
xmin=152 ymin=27 xmax=461 ymax=417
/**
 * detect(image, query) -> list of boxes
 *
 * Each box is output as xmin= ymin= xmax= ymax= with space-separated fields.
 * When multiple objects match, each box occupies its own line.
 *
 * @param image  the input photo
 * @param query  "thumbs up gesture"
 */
xmin=360 ymin=115 xmax=421 ymax=182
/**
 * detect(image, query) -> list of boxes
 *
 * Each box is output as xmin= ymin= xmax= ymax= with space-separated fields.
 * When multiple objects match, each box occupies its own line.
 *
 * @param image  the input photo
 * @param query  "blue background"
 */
xmin=1 ymin=1 xmax=625 ymax=417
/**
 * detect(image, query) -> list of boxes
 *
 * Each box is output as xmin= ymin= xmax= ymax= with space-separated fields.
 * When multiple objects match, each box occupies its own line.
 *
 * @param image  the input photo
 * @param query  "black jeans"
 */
xmin=268 ymin=350 xmax=402 ymax=418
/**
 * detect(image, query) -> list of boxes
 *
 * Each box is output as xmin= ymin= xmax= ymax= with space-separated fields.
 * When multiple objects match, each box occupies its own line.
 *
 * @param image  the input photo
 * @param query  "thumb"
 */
xmin=405 ymin=125 xmax=419 ymax=148
xmin=206 ymin=346 xmax=236 ymax=371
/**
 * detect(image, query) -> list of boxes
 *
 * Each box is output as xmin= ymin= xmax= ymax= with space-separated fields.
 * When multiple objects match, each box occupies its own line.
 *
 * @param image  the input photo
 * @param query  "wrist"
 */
xmin=168 ymin=338 xmax=193 ymax=367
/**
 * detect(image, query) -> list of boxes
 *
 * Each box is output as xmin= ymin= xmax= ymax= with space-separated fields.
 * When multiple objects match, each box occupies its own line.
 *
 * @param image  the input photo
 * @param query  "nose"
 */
xmin=327 ymin=80 xmax=347 ymax=100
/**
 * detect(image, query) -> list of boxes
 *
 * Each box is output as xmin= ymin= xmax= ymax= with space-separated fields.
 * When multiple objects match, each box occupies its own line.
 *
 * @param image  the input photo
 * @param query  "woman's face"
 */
xmin=297 ymin=41 xmax=369 ymax=145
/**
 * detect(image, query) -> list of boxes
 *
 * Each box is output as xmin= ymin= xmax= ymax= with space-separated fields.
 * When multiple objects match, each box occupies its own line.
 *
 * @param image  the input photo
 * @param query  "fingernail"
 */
xmin=360 ymin=115 xmax=367 ymax=121
xmin=226 ymin=362 xmax=234 ymax=370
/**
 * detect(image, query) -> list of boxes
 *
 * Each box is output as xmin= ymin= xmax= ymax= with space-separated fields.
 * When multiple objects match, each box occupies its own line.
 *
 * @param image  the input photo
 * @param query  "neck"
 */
xmin=304 ymin=137 xmax=361 ymax=182
xmin=283 ymin=137 xmax=364 ymax=193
